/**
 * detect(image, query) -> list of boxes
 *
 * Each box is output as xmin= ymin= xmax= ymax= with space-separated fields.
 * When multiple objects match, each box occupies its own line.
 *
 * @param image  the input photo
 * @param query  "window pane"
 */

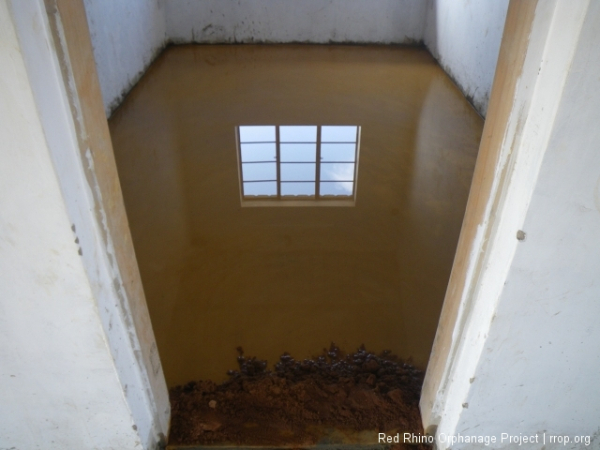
xmin=280 ymin=143 xmax=316 ymax=162
xmin=281 ymin=182 xmax=315 ymax=196
xmin=239 ymin=126 xmax=276 ymax=143
xmin=320 ymin=181 xmax=354 ymax=196
xmin=281 ymin=163 xmax=316 ymax=181
xmin=242 ymin=162 xmax=276 ymax=181
xmin=321 ymin=126 xmax=357 ymax=142
xmin=241 ymin=143 xmax=276 ymax=162
xmin=320 ymin=163 xmax=355 ymax=181
xmin=280 ymin=126 xmax=317 ymax=142
xmin=243 ymin=181 xmax=277 ymax=196
xmin=320 ymin=143 xmax=356 ymax=162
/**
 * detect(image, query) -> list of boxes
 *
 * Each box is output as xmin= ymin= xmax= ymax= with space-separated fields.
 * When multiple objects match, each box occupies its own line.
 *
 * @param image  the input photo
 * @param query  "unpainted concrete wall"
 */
xmin=83 ymin=0 xmax=167 ymax=116
xmin=424 ymin=0 xmax=509 ymax=116
xmin=85 ymin=0 xmax=507 ymax=119
xmin=166 ymin=0 xmax=427 ymax=44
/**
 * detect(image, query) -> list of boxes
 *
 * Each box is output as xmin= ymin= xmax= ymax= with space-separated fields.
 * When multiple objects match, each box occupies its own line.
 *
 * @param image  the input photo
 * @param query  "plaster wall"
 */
xmin=2 ymin=0 xmax=170 ymax=447
xmin=0 ymin=1 xmax=140 ymax=447
xmin=420 ymin=0 xmax=540 ymax=431
xmin=422 ymin=0 xmax=600 ymax=447
xmin=84 ymin=0 xmax=506 ymax=119
xmin=424 ymin=0 xmax=509 ymax=116
xmin=165 ymin=0 xmax=427 ymax=44
xmin=83 ymin=0 xmax=166 ymax=116
xmin=451 ymin=1 xmax=600 ymax=446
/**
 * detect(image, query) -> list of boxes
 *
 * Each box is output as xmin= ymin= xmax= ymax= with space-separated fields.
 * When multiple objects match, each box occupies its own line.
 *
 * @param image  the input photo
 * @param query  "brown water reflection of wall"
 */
xmin=109 ymin=45 xmax=483 ymax=387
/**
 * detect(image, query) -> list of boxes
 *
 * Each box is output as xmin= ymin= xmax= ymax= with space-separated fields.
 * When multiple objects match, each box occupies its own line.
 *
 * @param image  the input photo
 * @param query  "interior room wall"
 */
xmin=166 ymin=0 xmax=427 ymax=44
xmin=83 ymin=0 xmax=167 ymax=116
xmin=84 ymin=0 xmax=509 ymax=119
xmin=424 ymin=0 xmax=510 ymax=116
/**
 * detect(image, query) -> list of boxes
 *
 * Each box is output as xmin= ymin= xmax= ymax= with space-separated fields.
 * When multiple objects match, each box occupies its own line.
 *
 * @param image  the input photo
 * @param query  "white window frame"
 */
xmin=236 ymin=125 xmax=361 ymax=207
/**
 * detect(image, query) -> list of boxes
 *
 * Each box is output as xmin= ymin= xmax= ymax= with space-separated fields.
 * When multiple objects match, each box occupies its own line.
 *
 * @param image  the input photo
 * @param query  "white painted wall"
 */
xmin=1 ymin=1 xmax=170 ymax=448
xmin=427 ymin=1 xmax=600 ymax=448
xmin=424 ymin=0 xmax=509 ymax=116
xmin=0 ymin=2 xmax=141 ymax=448
xmin=84 ymin=0 xmax=508 ymax=118
xmin=454 ymin=1 xmax=600 ymax=446
xmin=83 ymin=0 xmax=166 ymax=116
xmin=166 ymin=0 xmax=427 ymax=44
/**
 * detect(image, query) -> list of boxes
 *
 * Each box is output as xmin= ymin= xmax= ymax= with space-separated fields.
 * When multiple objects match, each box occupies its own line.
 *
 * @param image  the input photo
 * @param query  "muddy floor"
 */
xmin=169 ymin=345 xmax=429 ymax=449
xmin=109 ymin=45 xmax=483 ymax=387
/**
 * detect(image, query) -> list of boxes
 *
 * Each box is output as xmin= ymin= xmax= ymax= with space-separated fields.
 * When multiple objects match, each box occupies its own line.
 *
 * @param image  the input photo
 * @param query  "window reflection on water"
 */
xmin=238 ymin=125 xmax=360 ymax=206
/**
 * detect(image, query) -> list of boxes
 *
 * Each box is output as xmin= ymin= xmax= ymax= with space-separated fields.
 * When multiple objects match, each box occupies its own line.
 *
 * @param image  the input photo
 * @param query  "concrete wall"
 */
xmin=1 ymin=1 xmax=170 ymax=448
xmin=83 ymin=0 xmax=166 ymax=116
xmin=423 ymin=1 xmax=600 ymax=447
xmin=85 ymin=0 xmax=427 ymax=116
xmin=0 ymin=1 xmax=141 ymax=448
xmin=452 ymin=0 xmax=600 ymax=445
xmin=166 ymin=0 xmax=427 ymax=44
xmin=83 ymin=0 xmax=507 ymax=118
xmin=424 ymin=0 xmax=509 ymax=116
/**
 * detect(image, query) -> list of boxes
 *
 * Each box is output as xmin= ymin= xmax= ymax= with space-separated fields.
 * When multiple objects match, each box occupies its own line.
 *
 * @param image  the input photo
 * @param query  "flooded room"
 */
xmin=25 ymin=1 xmax=600 ymax=449
xmin=84 ymin=0 xmax=507 ymax=443
xmin=109 ymin=41 xmax=483 ymax=445
xmin=90 ymin=0 xmax=505 ymax=447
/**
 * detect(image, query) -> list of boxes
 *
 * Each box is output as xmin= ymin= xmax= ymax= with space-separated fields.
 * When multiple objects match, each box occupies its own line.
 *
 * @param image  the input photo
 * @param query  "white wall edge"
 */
xmin=428 ymin=0 xmax=590 ymax=443
xmin=9 ymin=1 xmax=168 ymax=448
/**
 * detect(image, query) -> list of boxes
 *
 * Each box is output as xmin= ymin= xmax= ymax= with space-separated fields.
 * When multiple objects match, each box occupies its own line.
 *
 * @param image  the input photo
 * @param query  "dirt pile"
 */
xmin=169 ymin=344 xmax=428 ymax=448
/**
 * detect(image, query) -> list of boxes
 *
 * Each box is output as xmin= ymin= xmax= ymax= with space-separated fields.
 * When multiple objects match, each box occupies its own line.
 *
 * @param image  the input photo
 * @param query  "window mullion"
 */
xmin=352 ymin=126 xmax=360 ymax=198
xmin=276 ymin=126 xmax=281 ymax=199
xmin=315 ymin=126 xmax=321 ymax=198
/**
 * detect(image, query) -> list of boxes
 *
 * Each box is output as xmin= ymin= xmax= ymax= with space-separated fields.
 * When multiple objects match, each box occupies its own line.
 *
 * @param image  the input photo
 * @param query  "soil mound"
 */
xmin=169 ymin=344 xmax=428 ymax=448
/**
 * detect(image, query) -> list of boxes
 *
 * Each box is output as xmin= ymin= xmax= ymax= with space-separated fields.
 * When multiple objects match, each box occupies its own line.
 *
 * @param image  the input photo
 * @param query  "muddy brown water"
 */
xmin=108 ymin=44 xmax=483 ymax=387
